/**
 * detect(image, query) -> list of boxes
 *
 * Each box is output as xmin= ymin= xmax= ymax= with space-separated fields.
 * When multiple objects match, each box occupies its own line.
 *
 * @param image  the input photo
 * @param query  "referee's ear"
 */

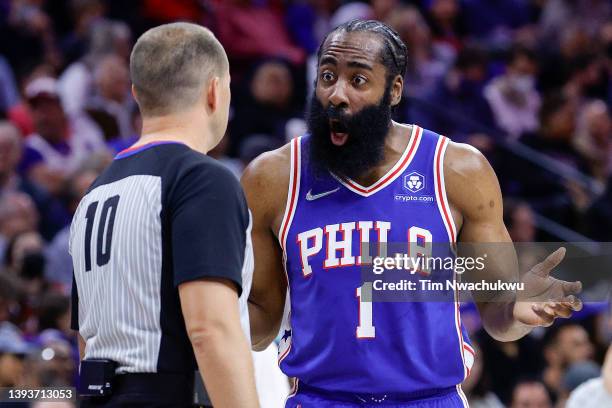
xmin=205 ymin=76 xmax=220 ymax=115
xmin=131 ymin=85 xmax=139 ymax=106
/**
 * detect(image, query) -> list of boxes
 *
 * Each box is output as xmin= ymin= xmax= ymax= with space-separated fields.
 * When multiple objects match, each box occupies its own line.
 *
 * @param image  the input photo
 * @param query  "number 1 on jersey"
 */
xmin=356 ymin=282 xmax=375 ymax=338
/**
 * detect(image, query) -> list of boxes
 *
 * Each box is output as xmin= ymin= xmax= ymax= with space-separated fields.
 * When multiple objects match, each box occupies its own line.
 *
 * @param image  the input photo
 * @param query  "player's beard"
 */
xmin=306 ymin=86 xmax=392 ymax=180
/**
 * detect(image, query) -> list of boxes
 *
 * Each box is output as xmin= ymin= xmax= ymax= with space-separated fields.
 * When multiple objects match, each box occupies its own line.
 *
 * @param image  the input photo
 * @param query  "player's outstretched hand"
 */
xmin=512 ymin=247 xmax=583 ymax=327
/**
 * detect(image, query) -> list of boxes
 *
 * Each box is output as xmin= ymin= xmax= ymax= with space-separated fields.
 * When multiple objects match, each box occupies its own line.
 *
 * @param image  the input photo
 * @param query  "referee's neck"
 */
xmin=138 ymin=113 xmax=215 ymax=154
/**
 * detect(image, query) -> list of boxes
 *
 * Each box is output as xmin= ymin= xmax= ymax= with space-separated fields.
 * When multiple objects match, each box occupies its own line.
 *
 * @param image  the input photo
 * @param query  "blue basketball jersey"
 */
xmin=277 ymin=125 xmax=474 ymax=397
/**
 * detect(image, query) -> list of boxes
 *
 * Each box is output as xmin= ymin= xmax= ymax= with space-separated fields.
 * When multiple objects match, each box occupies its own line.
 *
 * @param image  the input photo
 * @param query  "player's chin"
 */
xmin=330 ymin=131 xmax=349 ymax=146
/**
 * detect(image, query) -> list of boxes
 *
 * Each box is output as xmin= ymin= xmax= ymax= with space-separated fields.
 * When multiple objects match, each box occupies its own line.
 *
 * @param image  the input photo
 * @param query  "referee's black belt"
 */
xmin=113 ymin=371 xmax=195 ymax=400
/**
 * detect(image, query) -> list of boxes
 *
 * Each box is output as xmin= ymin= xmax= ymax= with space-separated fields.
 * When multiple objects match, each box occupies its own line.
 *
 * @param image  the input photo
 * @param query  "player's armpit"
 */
xmin=241 ymin=146 xmax=290 ymax=351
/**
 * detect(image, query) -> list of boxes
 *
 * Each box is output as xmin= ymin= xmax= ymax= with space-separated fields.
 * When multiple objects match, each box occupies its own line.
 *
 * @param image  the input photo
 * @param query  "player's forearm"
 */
xmin=477 ymin=300 xmax=532 ymax=342
xmin=248 ymin=299 xmax=281 ymax=351
xmin=191 ymin=325 xmax=259 ymax=408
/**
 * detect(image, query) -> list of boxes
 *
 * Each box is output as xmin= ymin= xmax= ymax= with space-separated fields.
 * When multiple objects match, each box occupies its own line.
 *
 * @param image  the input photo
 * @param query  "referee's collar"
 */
xmin=115 ymin=141 xmax=187 ymax=160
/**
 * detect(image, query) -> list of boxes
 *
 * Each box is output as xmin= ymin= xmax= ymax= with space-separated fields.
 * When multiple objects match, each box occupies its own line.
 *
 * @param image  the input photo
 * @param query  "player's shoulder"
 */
xmin=443 ymin=139 xmax=495 ymax=182
xmin=240 ymin=141 xmax=292 ymax=217
xmin=241 ymin=141 xmax=292 ymax=189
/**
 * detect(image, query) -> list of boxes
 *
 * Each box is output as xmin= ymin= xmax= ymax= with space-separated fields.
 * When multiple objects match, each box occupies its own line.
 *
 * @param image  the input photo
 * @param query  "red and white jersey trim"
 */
xmin=433 ymin=136 xmax=457 ymax=244
xmin=334 ymin=125 xmax=423 ymax=197
xmin=278 ymin=137 xmax=302 ymax=252
xmin=433 ymin=136 xmax=475 ymax=381
xmin=277 ymin=137 xmax=301 ymax=367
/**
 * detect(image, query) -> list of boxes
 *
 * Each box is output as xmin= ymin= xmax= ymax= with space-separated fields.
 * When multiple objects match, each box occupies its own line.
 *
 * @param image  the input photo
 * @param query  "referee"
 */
xmin=70 ymin=23 xmax=259 ymax=407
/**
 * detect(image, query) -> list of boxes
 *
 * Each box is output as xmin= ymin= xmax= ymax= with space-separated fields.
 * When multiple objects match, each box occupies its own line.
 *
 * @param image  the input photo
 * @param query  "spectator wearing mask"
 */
xmin=484 ymin=46 xmax=540 ymax=140
xmin=20 ymin=76 xmax=107 ymax=196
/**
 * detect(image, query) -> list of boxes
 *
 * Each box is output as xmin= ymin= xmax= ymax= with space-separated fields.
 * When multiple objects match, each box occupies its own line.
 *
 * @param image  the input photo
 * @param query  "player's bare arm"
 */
xmin=241 ymin=145 xmax=290 ymax=350
xmin=445 ymin=141 xmax=582 ymax=341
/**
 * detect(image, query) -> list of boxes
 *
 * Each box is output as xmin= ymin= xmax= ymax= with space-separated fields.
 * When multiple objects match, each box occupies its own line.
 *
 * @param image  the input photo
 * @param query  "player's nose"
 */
xmin=328 ymin=80 xmax=349 ymax=108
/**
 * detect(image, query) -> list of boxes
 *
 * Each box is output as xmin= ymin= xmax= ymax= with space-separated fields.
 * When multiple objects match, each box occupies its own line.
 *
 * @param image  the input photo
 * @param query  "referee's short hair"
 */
xmin=130 ymin=22 xmax=229 ymax=117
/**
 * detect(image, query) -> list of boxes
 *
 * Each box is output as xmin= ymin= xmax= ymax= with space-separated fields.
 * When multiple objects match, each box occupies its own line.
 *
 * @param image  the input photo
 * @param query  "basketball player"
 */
xmin=242 ymin=20 xmax=582 ymax=407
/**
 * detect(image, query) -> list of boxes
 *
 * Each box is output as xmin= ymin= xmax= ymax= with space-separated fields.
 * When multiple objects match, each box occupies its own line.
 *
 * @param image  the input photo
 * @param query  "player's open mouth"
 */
xmin=330 ymin=120 xmax=349 ymax=146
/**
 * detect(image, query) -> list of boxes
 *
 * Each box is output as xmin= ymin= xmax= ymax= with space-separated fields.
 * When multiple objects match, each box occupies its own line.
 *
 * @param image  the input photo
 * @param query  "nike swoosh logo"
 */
xmin=305 ymin=187 xmax=340 ymax=201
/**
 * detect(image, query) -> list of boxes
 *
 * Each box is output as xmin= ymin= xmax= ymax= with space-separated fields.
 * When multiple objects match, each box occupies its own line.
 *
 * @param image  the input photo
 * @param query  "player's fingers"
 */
xmin=532 ymin=247 xmax=566 ymax=277
xmin=531 ymin=303 xmax=555 ymax=327
xmin=562 ymin=280 xmax=582 ymax=296
xmin=560 ymin=295 xmax=583 ymax=311
xmin=545 ymin=302 xmax=573 ymax=318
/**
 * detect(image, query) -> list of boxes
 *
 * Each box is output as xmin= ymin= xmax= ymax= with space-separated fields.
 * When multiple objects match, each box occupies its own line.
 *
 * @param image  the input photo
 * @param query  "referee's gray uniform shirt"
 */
xmin=70 ymin=141 xmax=253 ymax=374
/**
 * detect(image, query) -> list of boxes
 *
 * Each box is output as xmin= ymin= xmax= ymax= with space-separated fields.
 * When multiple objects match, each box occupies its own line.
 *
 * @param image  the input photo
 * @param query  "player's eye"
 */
xmin=320 ymin=71 xmax=335 ymax=82
xmin=352 ymin=75 xmax=367 ymax=86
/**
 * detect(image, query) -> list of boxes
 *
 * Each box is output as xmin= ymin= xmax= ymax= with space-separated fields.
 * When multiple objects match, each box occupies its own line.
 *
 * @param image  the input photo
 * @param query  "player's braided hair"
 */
xmin=317 ymin=20 xmax=408 ymax=81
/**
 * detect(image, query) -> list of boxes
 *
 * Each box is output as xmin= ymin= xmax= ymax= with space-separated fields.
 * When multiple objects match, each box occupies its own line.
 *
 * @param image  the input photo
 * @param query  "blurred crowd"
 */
xmin=0 ymin=0 xmax=610 ymax=407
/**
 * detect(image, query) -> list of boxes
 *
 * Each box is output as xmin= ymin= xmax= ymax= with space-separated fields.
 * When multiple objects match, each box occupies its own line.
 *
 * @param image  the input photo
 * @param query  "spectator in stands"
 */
xmin=37 ymin=293 xmax=70 ymax=339
xmin=58 ymin=19 xmax=132 ymax=115
xmin=20 ymin=76 xmax=107 ymax=196
xmin=214 ymin=0 xmax=305 ymax=71
xmin=484 ymin=46 xmax=540 ymax=140
xmin=504 ymin=92 xmax=590 ymax=223
xmin=460 ymin=0 xmax=532 ymax=48
xmin=462 ymin=342 xmax=505 ymax=408
xmin=86 ymin=54 xmax=134 ymax=141
xmin=285 ymin=0 xmax=340 ymax=56
xmin=230 ymin=58 xmax=300 ymax=154
xmin=574 ymin=100 xmax=611 ymax=183
xmin=584 ymin=177 xmax=612 ymax=240
xmin=475 ymin=327 xmax=545 ymax=404
xmin=0 ymin=55 xmax=19 ymax=115
xmin=509 ymin=379 xmax=552 ymax=408
xmin=45 ymin=169 xmax=99 ymax=290
xmin=521 ymin=92 xmax=586 ymax=170
xmin=0 ymin=121 xmax=69 ymax=240
xmin=407 ymin=46 xmax=497 ymax=147
xmin=0 ymin=322 xmax=30 ymax=387
xmin=0 ymin=192 xmax=39 ymax=264
xmin=542 ymin=323 xmax=594 ymax=399
xmin=564 ymin=53 xmax=607 ymax=102
xmin=387 ymin=5 xmax=454 ymax=100
xmin=58 ymin=0 xmax=106 ymax=66
xmin=503 ymin=198 xmax=536 ymax=242
xmin=422 ymin=0 xmax=466 ymax=52
xmin=566 ymin=344 xmax=612 ymax=408
xmin=539 ymin=0 xmax=612 ymax=48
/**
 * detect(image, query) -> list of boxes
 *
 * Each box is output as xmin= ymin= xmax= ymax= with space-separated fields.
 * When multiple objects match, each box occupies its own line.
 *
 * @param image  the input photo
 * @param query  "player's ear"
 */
xmin=390 ymin=74 xmax=403 ymax=107
xmin=206 ymin=76 xmax=220 ymax=113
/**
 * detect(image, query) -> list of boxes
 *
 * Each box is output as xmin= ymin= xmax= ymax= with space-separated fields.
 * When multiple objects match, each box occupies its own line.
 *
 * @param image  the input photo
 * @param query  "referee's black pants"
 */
xmin=79 ymin=372 xmax=212 ymax=408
